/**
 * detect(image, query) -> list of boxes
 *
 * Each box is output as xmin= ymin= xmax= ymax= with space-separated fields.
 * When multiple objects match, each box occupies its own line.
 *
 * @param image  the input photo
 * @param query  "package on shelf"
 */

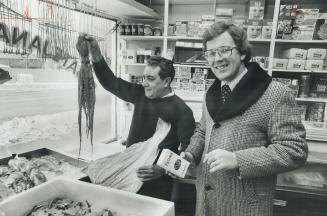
xmin=125 ymin=49 xmax=136 ymax=64
xmin=281 ymin=48 xmax=308 ymax=60
xmin=188 ymin=20 xmax=202 ymax=37
xmin=305 ymin=59 xmax=324 ymax=71
xmin=294 ymin=9 xmax=319 ymax=26
xmin=246 ymin=19 xmax=263 ymax=39
xmin=298 ymin=104 xmax=308 ymax=121
xmin=251 ymin=56 xmax=267 ymax=69
xmin=179 ymin=67 xmax=192 ymax=79
xmin=168 ymin=24 xmax=175 ymax=36
xmin=287 ymin=59 xmax=305 ymax=70
xmin=205 ymin=79 xmax=215 ymax=90
xmin=285 ymin=25 xmax=316 ymax=40
xmin=298 ymin=75 xmax=312 ymax=98
xmin=273 ymin=78 xmax=299 ymax=97
xmin=175 ymin=20 xmax=188 ymax=36
xmin=323 ymin=58 xmax=327 ymax=70
xmin=215 ymin=16 xmax=232 ymax=23
xmin=199 ymin=21 xmax=215 ymax=36
xmin=180 ymin=78 xmax=192 ymax=91
xmin=273 ymin=58 xmax=289 ymax=69
xmin=201 ymin=15 xmax=215 ymax=22
xmin=248 ymin=0 xmax=265 ymax=20
xmin=307 ymin=48 xmax=327 ymax=60
xmin=306 ymin=102 xmax=325 ymax=122
xmin=216 ymin=8 xmax=234 ymax=17
xmin=310 ymin=77 xmax=327 ymax=97
xmin=277 ymin=4 xmax=297 ymax=39
xmin=313 ymin=15 xmax=327 ymax=40
xmin=191 ymin=80 xmax=205 ymax=92
xmin=262 ymin=19 xmax=273 ymax=39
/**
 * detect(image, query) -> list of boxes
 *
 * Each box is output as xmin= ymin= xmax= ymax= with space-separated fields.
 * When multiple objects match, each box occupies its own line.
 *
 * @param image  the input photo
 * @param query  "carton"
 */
xmin=307 ymin=48 xmax=327 ymax=60
xmin=0 ymin=177 xmax=174 ymax=216
xmin=287 ymin=59 xmax=305 ymax=70
xmin=248 ymin=0 xmax=265 ymax=20
xmin=281 ymin=48 xmax=307 ymax=60
xmin=305 ymin=59 xmax=324 ymax=71
xmin=273 ymin=58 xmax=289 ymax=69
xmin=262 ymin=19 xmax=273 ymax=39
xmin=156 ymin=149 xmax=190 ymax=178
xmin=246 ymin=20 xmax=263 ymax=39
xmin=175 ymin=21 xmax=188 ymax=36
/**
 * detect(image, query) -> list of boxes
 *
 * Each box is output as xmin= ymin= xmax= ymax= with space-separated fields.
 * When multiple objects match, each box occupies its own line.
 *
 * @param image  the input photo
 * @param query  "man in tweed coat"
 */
xmin=183 ymin=22 xmax=308 ymax=216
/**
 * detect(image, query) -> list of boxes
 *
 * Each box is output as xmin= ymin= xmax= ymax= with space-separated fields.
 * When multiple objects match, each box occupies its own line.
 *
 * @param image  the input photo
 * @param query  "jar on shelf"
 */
xmin=153 ymin=27 xmax=162 ymax=36
xmin=144 ymin=24 xmax=153 ymax=36
xmin=125 ymin=24 xmax=132 ymax=35
xmin=119 ymin=24 xmax=125 ymax=35
xmin=137 ymin=23 xmax=144 ymax=35
xmin=132 ymin=24 xmax=138 ymax=35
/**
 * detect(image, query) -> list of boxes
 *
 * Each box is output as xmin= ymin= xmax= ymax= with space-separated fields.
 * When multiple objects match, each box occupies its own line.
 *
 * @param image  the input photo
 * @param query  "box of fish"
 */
xmin=0 ymin=148 xmax=88 ymax=202
xmin=0 ymin=177 xmax=174 ymax=216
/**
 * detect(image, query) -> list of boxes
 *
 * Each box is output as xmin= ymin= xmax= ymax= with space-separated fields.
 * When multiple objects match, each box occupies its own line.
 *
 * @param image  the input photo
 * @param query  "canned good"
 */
xmin=132 ymin=24 xmax=138 ymax=35
xmin=125 ymin=24 xmax=132 ymax=35
xmin=119 ymin=24 xmax=125 ymax=35
xmin=137 ymin=23 xmax=144 ymax=35
xmin=153 ymin=27 xmax=162 ymax=36
xmin=144 ymin=24 xmax=153 ymax=36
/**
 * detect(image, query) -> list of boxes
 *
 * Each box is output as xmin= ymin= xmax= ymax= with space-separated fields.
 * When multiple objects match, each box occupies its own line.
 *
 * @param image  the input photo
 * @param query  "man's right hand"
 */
xmin=181 ymin=151 xmax=196 ymax=168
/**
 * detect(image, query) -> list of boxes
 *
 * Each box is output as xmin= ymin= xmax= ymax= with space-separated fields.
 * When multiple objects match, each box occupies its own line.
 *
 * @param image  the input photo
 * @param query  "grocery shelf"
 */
xmin=272 ymin=69 xmax=327 ymax=74
xmin=120 ymin=36 xmax=164 ymax=40
xmin=173 ymin=64 xmax=210 ymax=68
xmin=275 ymin=39 xmax=327 ymax=44
xmin=295 ymin=97 xmax=327 ymax=103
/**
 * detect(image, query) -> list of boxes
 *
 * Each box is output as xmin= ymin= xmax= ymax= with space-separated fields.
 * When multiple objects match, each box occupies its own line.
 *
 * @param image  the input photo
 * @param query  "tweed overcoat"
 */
xmin=186 ymin=63 xmax=308 ymax=216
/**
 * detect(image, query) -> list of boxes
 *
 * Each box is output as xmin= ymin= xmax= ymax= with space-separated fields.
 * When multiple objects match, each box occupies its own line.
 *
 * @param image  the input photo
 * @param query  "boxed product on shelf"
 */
xmin=281 ymin=48 xmax=308 ymax=60
xmin=248 ymin=0 xmax=265 ymax=20
xmin=277 ymin=4 xmax=297 ymax=39
xmin=310 ymin=77 xmax=327 ymax=97
xmin=201 ymin=15 xmax=215 ymax=21
xmin=192 ymin=68 xmax=206 ymax=81
xmin=306 ymin=102 xmax=325 ymax=122
xmin=180 ymin=78 xmax=191 ymax=91
xmin=125 ymin=49 xmax=137 ymax=64
xmin=175 ymin=20 xmax=188 ymax=36
xmin=179 ymin=67 xmax=192 ymax=79
xmin=262 ymin=19 xmax=273 ymax=39
xmin=246 ymin=19 xmax=263 ymax=39
xmin=251 ymin=56 xmax=267 ymax=68
xmin=168 ymin=24 xmax=175 ymax=36
xmin=307 ymin=48 xmax=327 ymax=60
xmin=313 ymin=15 xmax=327 ymax=40
xmin=191 ymin=80 xmax=205 ymax=92
xmin=286 ymin=25 xmax=316 ymax=40
xmin=298 ymin=75 xmax=312 ymax=98
xmin=273 ymin=58 xmax=289 ymax=69
xmin=187 ymin=20 xmax=201 ymax=37
xmin=287 ymin=59 xmax=305 ymax=70
xmin=216 ymin=8 xmax=234 ymax=17
xmin=294 ymin=9 xmax=319 ymax=26
xmin=305 ymin=59 xmax=324 ymax=71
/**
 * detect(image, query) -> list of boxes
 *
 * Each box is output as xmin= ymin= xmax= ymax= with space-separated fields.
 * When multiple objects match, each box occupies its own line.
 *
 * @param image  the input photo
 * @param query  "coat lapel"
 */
xmin=206 ymin=62 xmax=272 ymax=123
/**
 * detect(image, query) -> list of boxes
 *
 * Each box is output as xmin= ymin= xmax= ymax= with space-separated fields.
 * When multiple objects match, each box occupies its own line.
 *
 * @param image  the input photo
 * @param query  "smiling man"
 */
xmin=76 ymin=35 xmax=195 ymax=201
xmin=182 ymin=22 xmax=308 ymax=216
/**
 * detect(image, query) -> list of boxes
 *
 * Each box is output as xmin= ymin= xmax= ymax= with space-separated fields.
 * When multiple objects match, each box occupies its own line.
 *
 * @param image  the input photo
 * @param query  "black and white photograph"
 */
xmin=0 ymin=0 xmax=327 ymax=215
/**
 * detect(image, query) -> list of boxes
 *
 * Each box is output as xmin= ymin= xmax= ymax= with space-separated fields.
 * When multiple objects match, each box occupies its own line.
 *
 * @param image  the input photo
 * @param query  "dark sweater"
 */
xmin=93 ymin=58 xmax=196 ymax=154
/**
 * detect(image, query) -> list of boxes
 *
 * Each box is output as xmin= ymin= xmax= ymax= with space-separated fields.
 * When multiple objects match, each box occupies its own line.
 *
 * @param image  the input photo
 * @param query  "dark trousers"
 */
xmin=137 ymin=175 xmax=173 ymax=201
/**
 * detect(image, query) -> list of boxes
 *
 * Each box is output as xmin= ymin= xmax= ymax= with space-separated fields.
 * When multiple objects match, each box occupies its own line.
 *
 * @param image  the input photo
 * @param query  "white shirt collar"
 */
xmin=221 ymin=68 xmax=248 ymax=91
xmin=162 ymin=90 xmax=175 ymax=98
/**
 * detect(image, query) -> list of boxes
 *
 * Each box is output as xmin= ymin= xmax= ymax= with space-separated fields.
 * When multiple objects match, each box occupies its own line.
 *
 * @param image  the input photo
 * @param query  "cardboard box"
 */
xmin=175 ymin=21 xmax=188 ymax=36
xmin=281 ymin=48 xmax=308 ymax=60
xmin=187 ymin=20 xmax=201 ymax=37
xmin=125 ymin=49 xmax=136 ymax=64
xmin=262 ymin=19 xmax=273 ymax=39
xmin=246 ymin=20 xmax=263 ymax=39
xmin=216 ymin=8 xmax=234 ymax=16
xmin=288 ymin=25 xmax=315 ymax=40
xmin=248 ymin=0 xmax=265 ymax=20
xmin=307 ymin=48 xmax=327 ymax=60
xmin=273 ymin=58 xmax=289 ymax=69
xmin=305 ymin=59 xmax=324 ymax=70
xmin=156 ymin=149 xmax=190 ymax=178
xmin=0 ymin=177 xmax=174 ymax=216
xmin=294 ymin=9 xmax=319 ymax=26
xmin=287 ymin=59 xmax=305 ymax=70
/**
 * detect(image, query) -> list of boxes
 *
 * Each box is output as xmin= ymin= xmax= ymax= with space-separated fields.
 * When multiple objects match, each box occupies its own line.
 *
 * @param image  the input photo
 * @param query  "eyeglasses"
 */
xmin=204 ymin=47 xmax=237 ymax=60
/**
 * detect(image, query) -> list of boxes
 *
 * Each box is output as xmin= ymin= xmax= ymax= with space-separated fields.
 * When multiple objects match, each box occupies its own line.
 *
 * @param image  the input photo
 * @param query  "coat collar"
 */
xmin=206 ymin=62 xmax=272 ymax=123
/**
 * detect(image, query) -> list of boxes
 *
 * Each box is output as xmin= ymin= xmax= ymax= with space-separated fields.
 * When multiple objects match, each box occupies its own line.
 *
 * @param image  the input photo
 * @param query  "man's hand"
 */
xmin=203 ymin=149 xmax=238 ymax=173
xmin=76 ymin=34 xmax=89 ymax=61
xmin=84 ymin=35 xmax=103 ymax=63
xmin=137 ymin=165 xmax=165 ymax=182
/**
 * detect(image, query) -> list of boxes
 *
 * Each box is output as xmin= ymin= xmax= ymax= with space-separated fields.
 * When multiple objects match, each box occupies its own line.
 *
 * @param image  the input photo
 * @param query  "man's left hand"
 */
xmin=137 ymin=165 xmax=165 ymax=182
xmin=203 ymin=149 xmax=238 ymax=173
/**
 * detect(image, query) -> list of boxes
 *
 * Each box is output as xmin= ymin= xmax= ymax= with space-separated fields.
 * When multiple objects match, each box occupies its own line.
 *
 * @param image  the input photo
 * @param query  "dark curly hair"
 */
xmin=146 ymin=56 xmax=175 ymax=82
xmin=202 ymin=22 xmax=252 ymax=65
